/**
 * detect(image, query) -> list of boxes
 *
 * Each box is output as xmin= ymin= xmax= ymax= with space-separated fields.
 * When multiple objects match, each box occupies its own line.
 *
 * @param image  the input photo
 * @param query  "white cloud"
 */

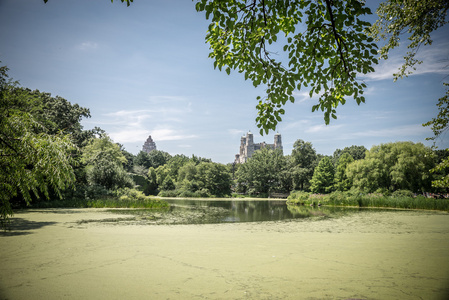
xmin=292 ymin=90 xmax=313 ymax=103
xmin=350 ymin=124 xmax=430 ymax=138
xmin=150 ymin=128 xmax=197 ymax=141
xmin=102 ymin=96 xmax=196 ymax=145
xmin=305 ymin=123 xmax=344 ymax=134
xmin=78 ymin=41 xmax=98 ymax=51
xmin=284 ymin=119 xmax=310 ymax=130
xmin=109 ymin=128 xmax=151 ymax=143
xmin=228 ymin=129 xmax=246 ymax=136
xmin=363 ymin=40 xmax=449 ymax=81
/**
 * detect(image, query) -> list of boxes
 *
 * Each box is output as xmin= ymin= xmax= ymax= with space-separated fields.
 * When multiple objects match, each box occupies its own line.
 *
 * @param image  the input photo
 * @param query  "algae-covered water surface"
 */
xmin=1 ymin=202 xmax=448 ymax=299
xmin=101 ymin=199 xmax=357 ymax=225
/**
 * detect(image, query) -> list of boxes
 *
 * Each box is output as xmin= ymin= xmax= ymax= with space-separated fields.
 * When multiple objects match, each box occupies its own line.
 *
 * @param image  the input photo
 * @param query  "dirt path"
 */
xmin=1 ymin=208 xmax=448 ymax=299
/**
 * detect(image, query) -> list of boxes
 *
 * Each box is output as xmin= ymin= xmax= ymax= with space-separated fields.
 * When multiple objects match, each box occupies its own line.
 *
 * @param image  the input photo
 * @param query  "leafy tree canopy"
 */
xmin=423 ymin=83 xmax=449 ymax=145
xmin=369 ymin=0 xmax=449 ymax=188
xmin=369 ymin=0 xmax=449 ymax=80
xmin=310 ymin=156 xmax=335 ymax=193
xmin=290 ymin=139 xmax=317 ymax=191
xmin=332 ymin=144 xmax=367 ymax=165
xmin=194 ymin=0 xmax=377 ymax=134
xmin=334 ymin=152 xmax=354 ymax=191
xmin=81 ymin=135 xmax=134 ymax=190
xmin=423 ymin=83 xmax=449 ymax=188
xmin=82 ymin=135 xmax=127 ymax=166
xmin=346 ymin=141 xmax=435 ymax=193
xmin=0 ymin=66 xmax=76 ymax=225
xmin=236 ymin=147 xmax=288 ymax=194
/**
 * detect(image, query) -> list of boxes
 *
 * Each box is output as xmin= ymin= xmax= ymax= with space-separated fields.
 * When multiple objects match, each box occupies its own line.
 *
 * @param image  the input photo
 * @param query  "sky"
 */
xmin=1 ymin=0 xmax=448 ymax=164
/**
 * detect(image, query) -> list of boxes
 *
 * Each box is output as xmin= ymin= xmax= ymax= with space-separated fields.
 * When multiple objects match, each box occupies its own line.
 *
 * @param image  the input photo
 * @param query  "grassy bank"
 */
xmin=287 ymin=190 xmax=449 ymax=211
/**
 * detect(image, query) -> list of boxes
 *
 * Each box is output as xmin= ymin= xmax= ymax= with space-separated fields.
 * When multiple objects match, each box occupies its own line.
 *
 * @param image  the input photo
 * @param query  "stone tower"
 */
xmin=142 ymin=135 xmax=157 ymax=153
xmin=274 ymin=133 xmax=283 ymax=152
xmin=235 ymin=132 xmax=283 ymax=163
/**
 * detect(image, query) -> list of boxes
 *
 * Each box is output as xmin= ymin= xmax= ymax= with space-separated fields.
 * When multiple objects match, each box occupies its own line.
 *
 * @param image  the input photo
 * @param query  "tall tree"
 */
xmin=134 ymin=151 xmax=152 ymax=169
xmin=332 ymin=145 xmax=366 ymax=165
xmin=0 ymin=66 xmax=76 ymax=225
xmin=334 ymin=152 xmax=354 ymax=191
xmin=166 ymin=154 xmax=190 ymax=178
xmin=236 ymin=147 xmax=287 ymax=194
xmin=196 ymin=162 xmax=232 ymax=196
xmin=160 ymin=175 xmax=176 ymax=191
xmin=289 ymin=139 xmax=317 ymax=191
xmin=148 ymin=150 xmax=171 ymax=169
xmin=310 ymin=156 xmax=335 ymax=193
xmin=81 ymin=135 xmax=133 ymax=190
xmin=346 ymin=142 xmax=435 ymax=193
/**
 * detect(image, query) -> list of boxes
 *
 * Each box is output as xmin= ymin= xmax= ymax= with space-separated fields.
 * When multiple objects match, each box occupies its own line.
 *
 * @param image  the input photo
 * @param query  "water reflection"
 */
xmin=164 ymin=199 xmax=355 ymax=224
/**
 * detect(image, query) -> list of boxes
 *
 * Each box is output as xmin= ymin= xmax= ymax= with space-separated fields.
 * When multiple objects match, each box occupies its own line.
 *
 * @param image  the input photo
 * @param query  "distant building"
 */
xmin=142 ymin=135 xmax=157 ymax=153
xmin=235 ymin=132 xmax=283 ymax=163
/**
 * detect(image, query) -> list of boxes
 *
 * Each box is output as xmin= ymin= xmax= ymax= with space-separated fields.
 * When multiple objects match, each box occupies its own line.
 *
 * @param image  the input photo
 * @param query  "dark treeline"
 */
xmin=234 ymin=141 xmax=448 ymax=197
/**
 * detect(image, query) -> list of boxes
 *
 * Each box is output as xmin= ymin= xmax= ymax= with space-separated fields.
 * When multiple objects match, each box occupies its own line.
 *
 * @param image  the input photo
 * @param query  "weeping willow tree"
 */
xmin=0 ymin=65 xmax=76 ymax=227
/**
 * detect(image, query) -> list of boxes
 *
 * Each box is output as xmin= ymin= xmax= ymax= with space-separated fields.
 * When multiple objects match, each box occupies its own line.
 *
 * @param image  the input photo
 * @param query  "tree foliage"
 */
xmin=289 ymin=139 xmax=317 ymax=191
xmin=236 ymin=147 xmax=287 ymax=194
xmin=369 ymin=1 xmax=449 ymax=188
xmin=346 ymin=142 xmax=434 ymax=193
xmin=134 ymin=150 xmax=172 ymax=170
xmin=195 ymin=0 xmax=378 ymax=133
xmin=310 ymin=156 xmax=335 ymax=193
xmin=334 ymin=152 xmax=354 ymax=191
xmin=369 ymin=0 xmax=449 ymax=80
xmin=158 ymin=160 xmax=231 ymax=196
xmin=81 ymin=135 xmax=133 ymax=190
xmin=423 ymin=83 xmax=449 ymax=188
xmin=332 ymin=144 xmax=366 ymax=165
xmin=0 ymin=66 xmax=76 ymax=225
xmin=423 ymin=83 xmax=449 ymax=144
xmin=160 ymin=175 xmax=176 ymax=191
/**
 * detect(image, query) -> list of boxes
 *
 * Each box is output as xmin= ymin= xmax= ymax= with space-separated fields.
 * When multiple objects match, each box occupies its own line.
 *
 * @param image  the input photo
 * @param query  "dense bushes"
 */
xmin=287 ymin=190 xmax=449 ymax=211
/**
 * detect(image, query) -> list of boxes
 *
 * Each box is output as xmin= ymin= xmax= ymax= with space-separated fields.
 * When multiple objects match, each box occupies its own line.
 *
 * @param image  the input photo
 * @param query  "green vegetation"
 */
xmin=3 ymin=0 xmax=449 ymax=224
xmin=287 ymin=190 xmax=449 ymax=211
xmin=1 ymin=66 xmax=77 ymax=226
xmin=310 ymin=156 xmax=335 ymax=194
xmin=369 ymin=0 xmax=449 ymax=81
xmin=235 ymin=147 xmax=288 ymax=196
xmin=290 ymin=139 xmax=318 ymax=191
xmin=33 ymin=188 xmax=169 ymax=210
xmin=194 ymin=0 xmax=377 ymax=133
xmin=423 ymin=83 xmax=449 ymax=189
xmin=346 ymin=142 xmax=434 ymax=193
xmin=1 ymin=61 xmax=448 ymax=225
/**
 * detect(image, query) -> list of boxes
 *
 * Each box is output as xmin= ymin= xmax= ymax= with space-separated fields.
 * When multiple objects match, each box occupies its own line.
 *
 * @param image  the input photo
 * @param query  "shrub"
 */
xmin=287 ymin=191 xmax=311 ymax=205
xmin=90 ymin=188 xmax=169 ymax=209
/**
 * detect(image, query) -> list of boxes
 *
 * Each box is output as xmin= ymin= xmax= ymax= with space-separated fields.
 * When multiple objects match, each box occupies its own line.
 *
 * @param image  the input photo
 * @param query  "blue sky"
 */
xmin=1 ymin=0 xmax=448 ymax=163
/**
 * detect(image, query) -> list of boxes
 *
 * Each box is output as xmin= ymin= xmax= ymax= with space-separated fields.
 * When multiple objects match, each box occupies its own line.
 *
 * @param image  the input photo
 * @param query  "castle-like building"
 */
xmin=142 ymin=135 xmax=157 ymax=153
xmin=235 ymin=132 xmax=283 ymax=163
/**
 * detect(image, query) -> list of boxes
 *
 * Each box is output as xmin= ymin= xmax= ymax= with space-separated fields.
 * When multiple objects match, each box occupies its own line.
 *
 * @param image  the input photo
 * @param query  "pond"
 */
xmin=107 ymin=198 xmax=369 ymax=225
xmin=1 ymin=205 xmax=448 ymax=299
